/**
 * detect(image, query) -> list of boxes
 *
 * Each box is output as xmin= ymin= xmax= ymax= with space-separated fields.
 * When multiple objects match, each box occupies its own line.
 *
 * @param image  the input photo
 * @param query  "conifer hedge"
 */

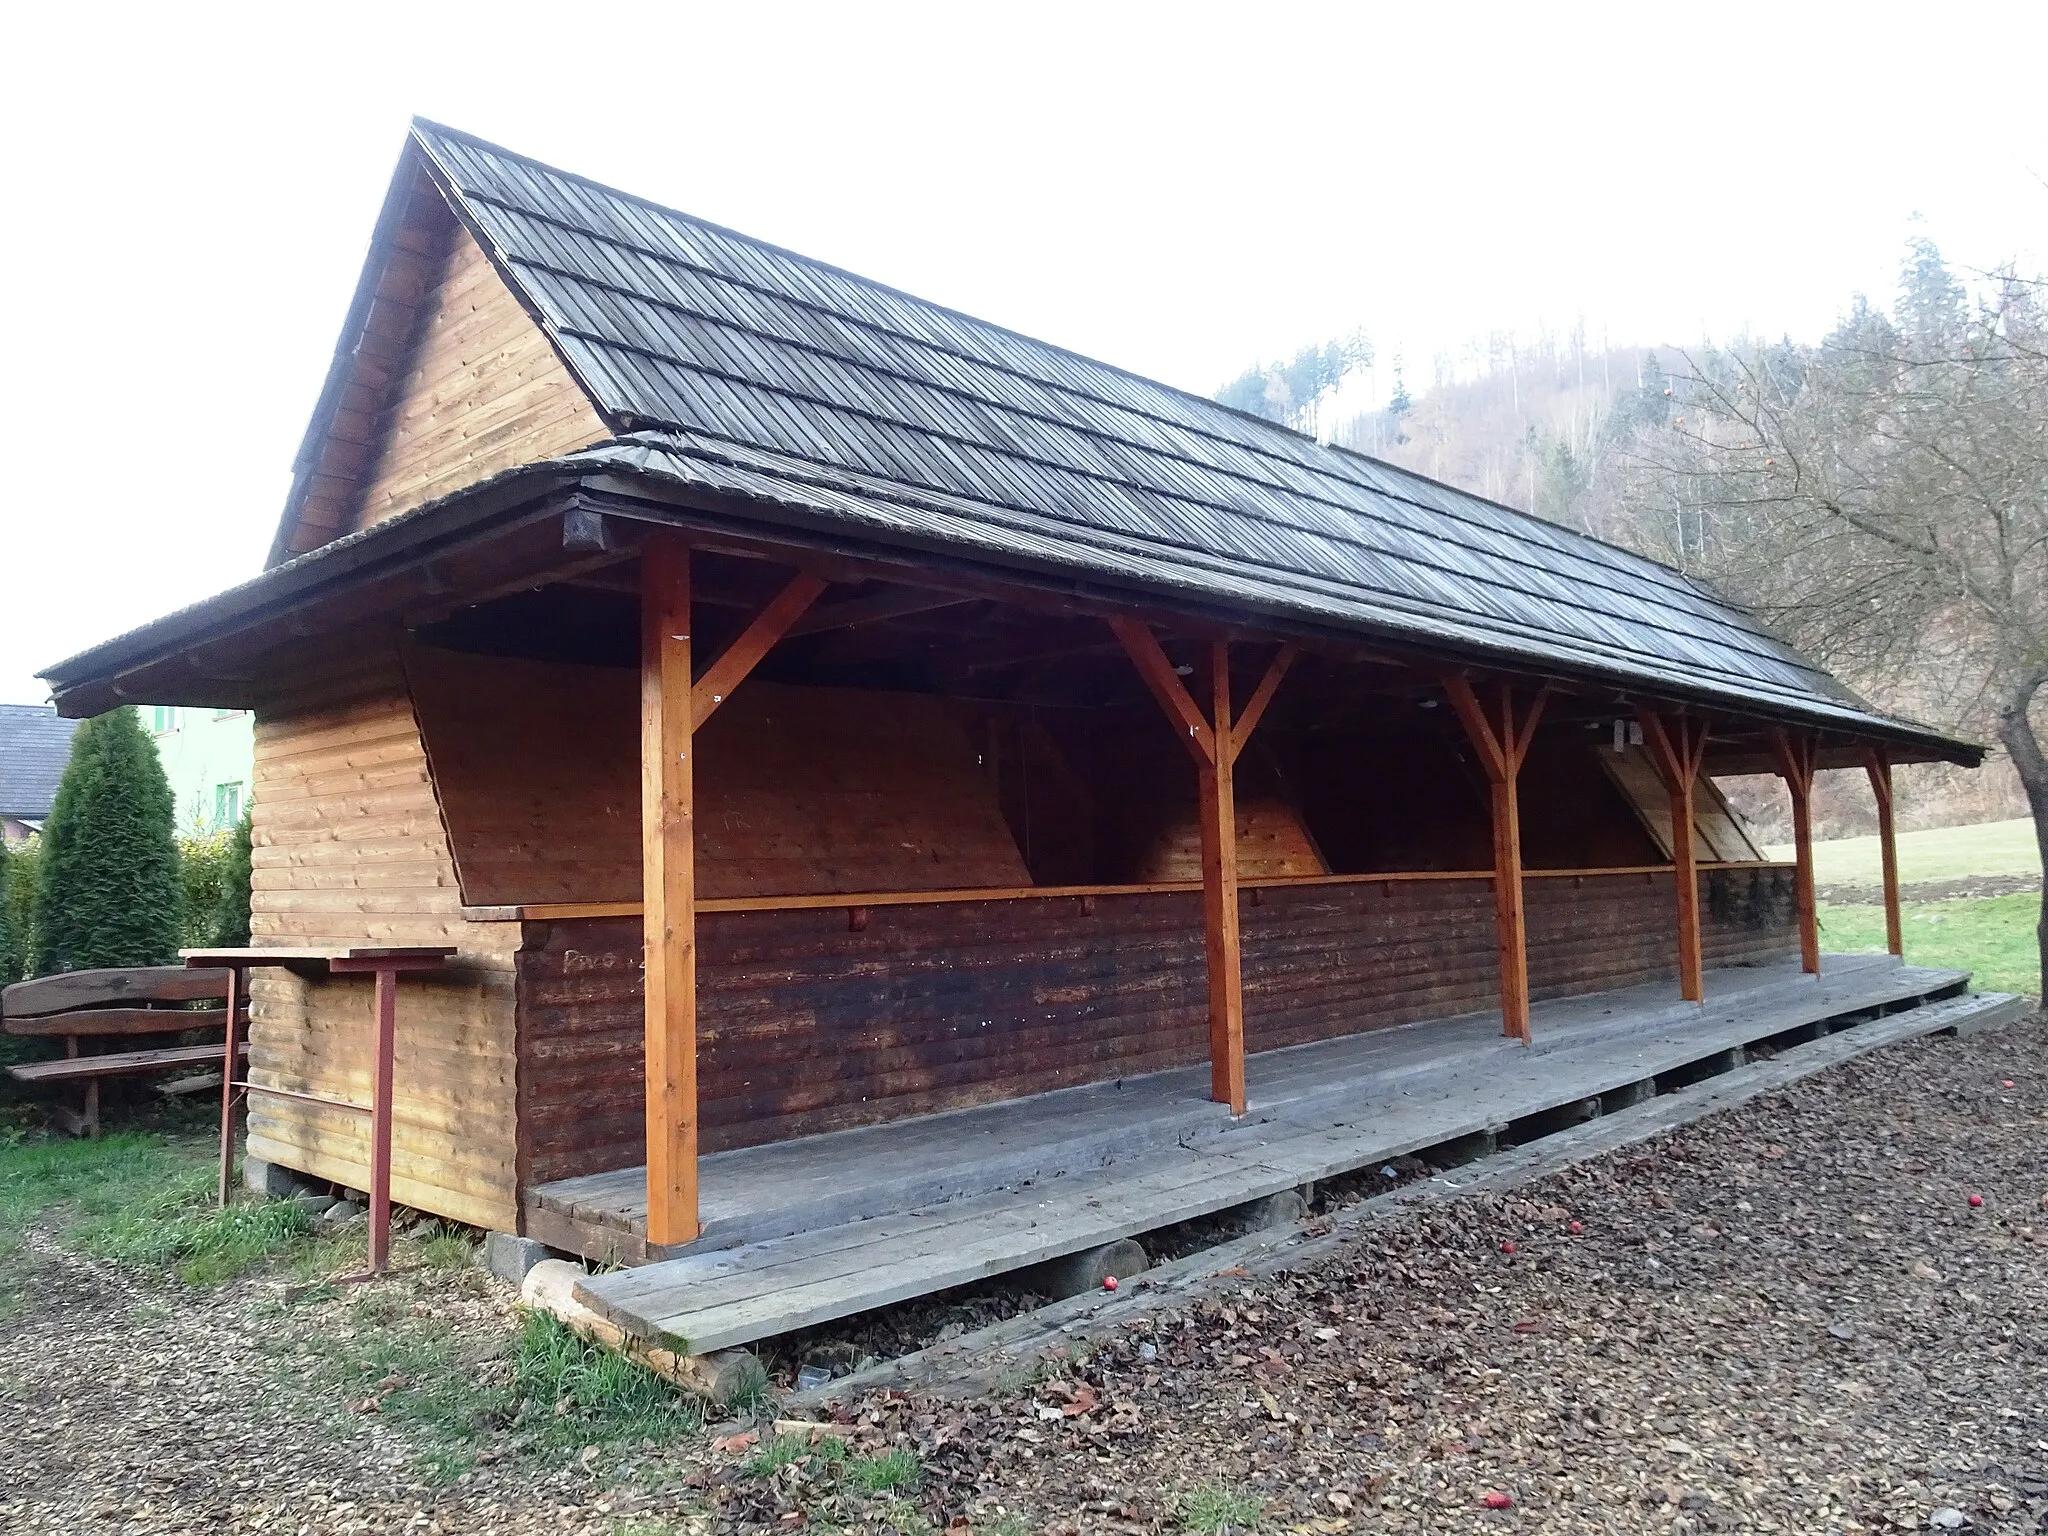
xmin=35 ymin=709 xmax=182 ymax=973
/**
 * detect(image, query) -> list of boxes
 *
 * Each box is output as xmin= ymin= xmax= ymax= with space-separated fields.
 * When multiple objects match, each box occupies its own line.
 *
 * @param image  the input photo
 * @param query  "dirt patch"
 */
xmin=1821 ymin=874 xmax=2043 ymax=904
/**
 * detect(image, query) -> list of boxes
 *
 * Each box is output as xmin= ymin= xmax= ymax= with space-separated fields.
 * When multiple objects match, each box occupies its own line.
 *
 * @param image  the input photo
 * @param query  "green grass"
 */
xmin=0 ymin=1131 xmax=316 ymax=1286
xmin=1767 ymin=816 xmax=2041 ymax=886
xmin=285 ymin=1303 xmax=702 ymax=1481
xmin=744 ymin=1431 xmax=841 ymax=1478
xmin=1175 ymin=1484 xmax=1265 ymax=1534
xmin=851 ymin=1446 xmax=923 ymax=1494
xmin=74 ymin=1168 xmax=313 ymax=1283
xmin=1822 ymin=893 xmax=2041 ymax=997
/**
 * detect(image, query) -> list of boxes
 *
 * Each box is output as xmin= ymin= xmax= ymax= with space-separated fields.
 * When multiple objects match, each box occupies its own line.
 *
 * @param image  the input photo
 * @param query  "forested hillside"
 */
xmin=1217 ymin=249 xmax=2045 ymax=845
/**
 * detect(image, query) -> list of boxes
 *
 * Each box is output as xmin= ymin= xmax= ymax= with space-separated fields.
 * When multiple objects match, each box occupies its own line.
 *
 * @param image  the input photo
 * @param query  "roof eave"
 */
xmin=40 ymin=459 xmax=1986 ymax=767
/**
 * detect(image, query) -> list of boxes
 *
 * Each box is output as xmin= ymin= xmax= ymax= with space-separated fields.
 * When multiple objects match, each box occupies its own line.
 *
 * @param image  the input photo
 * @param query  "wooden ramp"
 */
xmin=572 ymin=956 xmax=2014 ymax=1356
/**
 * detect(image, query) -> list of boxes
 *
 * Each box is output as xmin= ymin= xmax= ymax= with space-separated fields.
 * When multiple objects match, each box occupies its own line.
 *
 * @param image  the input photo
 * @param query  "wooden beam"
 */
xmin=642 ymin=534 xmax=700 ymax=1246
xmin=1862 ymin=744 xmax=1904 ymax=957
xmin=1108 ymin=617 xmax=1215 ymax=766
xmin=1442 ymin=675 xmax=1546 ymax=1043
xmin=692 ymin=570 xmax=828 ymax=730
xmin=1771 ymin=729 xmax=1822 ymax=976
xmin=1228 ymin=645 xmax=1298 ymax=764
xmin=1199 ymin=640 xmax=1246 ymax=1113
xmin=785 ymin=585 xmax=974 ymax=637
xmin=1111 ymin=623 xmax=1300 ymax=1117
xmin=1638 ymin=709 xmax=1710 ymax=1002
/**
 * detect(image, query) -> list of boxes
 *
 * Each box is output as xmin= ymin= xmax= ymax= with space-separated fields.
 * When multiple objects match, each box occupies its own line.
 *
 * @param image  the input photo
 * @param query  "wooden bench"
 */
xmin=2 ymin=966 xmax=247 ymax=1136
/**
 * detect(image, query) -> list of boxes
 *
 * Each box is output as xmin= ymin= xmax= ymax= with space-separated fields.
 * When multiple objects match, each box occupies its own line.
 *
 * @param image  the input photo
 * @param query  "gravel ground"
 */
xmin=2 ymin=1014 xmax=2043 ymax=1535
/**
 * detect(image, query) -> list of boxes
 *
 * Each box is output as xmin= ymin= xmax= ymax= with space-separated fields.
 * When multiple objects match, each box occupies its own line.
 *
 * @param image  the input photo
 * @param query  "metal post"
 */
xmin=368 ymin=966 xmax=397 ymax=1273
xmin=216 ymin=963 xmax=243 ymax=1207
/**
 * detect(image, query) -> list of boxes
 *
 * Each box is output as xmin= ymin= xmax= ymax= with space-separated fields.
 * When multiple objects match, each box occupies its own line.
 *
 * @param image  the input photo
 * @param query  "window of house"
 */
xmin=151 ymin=705 xmax=180 ymax=734
xmin=214 ymin=781 xmax=244 ymax=827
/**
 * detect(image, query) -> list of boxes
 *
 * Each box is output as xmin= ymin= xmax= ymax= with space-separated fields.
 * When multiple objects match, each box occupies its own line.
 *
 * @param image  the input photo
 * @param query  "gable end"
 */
xmin=271 ymin=157 xmax=609 ymax=564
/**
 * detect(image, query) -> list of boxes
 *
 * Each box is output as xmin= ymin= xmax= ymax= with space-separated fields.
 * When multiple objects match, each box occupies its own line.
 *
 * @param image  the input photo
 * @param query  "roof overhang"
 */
xmin=39 ymin=456 xmax=1985 ymax=770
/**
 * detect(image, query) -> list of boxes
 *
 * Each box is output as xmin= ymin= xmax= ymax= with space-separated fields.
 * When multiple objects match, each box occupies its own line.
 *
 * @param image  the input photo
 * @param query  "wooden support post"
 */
xmin=1771 ymin=729 xmax=1822 ymax=976
xmin=367 ymin=965 xmax=397 ymax=1274
xmin=1443 ymin=676 xmax=1548 ymax=1043
xmin=1637 ymin=709 xmax=1711 ymax=1002
xmin=1198 ymin=641 xmax=1246 ymax=1112
xmin=1861 ymin=744 xmax=1903 ymax=957
xmin=637 ymin=549 xmax=825 ymax=1246
xmin=215 ymin=963 xmax=242 ymax=1206
xmin=1110 ymin=619 xmax=1294 ymax=1115
xmin=642 ymin=535 xmax=700 ymax=1247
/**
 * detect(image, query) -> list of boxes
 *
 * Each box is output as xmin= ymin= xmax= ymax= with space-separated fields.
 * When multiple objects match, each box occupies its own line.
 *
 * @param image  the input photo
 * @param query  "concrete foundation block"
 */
xmin=1230 ymin=1188 xmax=1309 ymax=1233
xmin=243 ymin=1157 xmax=301 ymax=1200
xmin=486 ymin=1232 xmax=553 ymax=1287
xmin=1032 ymin=1237 xmax=1150 ymax=1300
xmin=1425 ymin=1129 xmax=1498 ymax=1167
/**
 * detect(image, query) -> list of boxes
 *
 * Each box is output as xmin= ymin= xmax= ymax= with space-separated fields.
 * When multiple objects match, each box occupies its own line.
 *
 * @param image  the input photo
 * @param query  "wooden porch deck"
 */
xmin=551 ymin=954 xmax=2007 ymax=1357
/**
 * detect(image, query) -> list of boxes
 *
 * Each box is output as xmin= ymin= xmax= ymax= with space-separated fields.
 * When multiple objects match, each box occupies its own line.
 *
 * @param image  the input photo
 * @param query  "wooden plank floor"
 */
xmin=569 ymin=955 xmax=2002 ymax=1355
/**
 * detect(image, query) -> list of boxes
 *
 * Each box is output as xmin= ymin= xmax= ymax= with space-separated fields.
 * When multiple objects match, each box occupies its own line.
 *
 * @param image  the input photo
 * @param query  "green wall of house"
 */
xmin=140 ymin=705 xmax=254 ymax=834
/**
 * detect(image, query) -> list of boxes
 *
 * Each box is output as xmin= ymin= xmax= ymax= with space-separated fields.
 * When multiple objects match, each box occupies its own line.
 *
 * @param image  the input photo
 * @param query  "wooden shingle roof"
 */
xmin=382 ymin=122 xmax=1891 ymax=731
xmin=47 ymin=122 xmax=1968 ymax=756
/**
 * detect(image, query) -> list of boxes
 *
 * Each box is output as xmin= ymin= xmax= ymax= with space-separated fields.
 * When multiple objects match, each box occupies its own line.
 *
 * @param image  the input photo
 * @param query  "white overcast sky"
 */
xmin=3 ymin=1 xmax=2044 ymax=706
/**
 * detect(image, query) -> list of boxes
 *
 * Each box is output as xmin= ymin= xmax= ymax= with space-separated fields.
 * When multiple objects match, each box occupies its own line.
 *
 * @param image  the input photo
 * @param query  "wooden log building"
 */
xmin=42 ymin=124 xmax=1984 ymax=1331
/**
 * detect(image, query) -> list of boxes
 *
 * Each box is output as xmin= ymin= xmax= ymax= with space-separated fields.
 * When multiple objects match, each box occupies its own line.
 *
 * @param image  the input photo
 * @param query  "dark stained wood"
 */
xmin=641 ymin=533 xmax=699 ymax=1246
xmin=1771 ymin=729 xmax=1822 ymax=975
xmin=3 ymin=967 xmax=234 ymax=1018
xmin=10 ymin=1041 xmax=248 ymax=1083
xmin=1862 ymin=745 xmax=1904 ymax=956
xmin=1 ymin=1007 xmax=233 ymax=1039
xmin=1636 ymin=709 xmax=1711 ymax=1001
xmin=512 ymin=867 xmax=1800 ymax=1184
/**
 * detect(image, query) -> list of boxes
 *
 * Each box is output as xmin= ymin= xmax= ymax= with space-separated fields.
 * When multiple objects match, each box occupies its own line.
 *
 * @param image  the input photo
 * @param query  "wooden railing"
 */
xmin=460 ymin=861 xmax=1791 ymax=924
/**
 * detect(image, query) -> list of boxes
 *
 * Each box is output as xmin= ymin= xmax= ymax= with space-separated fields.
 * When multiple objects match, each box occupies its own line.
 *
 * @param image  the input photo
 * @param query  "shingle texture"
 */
xmin=409 ymin=121 xmax=1893 ymax=730
xmin=0 ymin=704 xmax=79 ymax=820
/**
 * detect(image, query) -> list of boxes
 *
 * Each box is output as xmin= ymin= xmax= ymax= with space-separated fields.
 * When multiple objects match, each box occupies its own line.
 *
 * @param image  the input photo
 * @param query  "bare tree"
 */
xmin=1632 ymin=247 xmax=2048 ymax=985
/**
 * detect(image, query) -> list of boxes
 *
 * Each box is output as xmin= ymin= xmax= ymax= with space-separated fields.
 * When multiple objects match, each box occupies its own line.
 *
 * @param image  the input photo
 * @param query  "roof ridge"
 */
xmin=457 ymin=191 xmax=1709 ymax=611
xmin=407 ymin=121 xmax=1334 ymax=448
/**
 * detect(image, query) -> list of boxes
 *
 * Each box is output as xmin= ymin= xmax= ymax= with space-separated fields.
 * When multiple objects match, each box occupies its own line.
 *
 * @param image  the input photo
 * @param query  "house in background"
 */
xmin=0 ymin=703 xmax=81 ymax=841
xmin=142 ymin=705 xmax=255 ymax=835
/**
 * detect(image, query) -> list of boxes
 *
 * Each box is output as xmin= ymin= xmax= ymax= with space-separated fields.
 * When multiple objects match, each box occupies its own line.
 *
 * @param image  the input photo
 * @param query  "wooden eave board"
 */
xmin=575 ymin=954 xmax=1968 ymax=1354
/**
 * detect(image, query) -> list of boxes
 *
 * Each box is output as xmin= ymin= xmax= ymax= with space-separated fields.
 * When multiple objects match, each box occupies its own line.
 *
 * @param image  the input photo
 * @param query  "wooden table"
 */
xmin=182 ymin=946 xmax=454 ymax=1273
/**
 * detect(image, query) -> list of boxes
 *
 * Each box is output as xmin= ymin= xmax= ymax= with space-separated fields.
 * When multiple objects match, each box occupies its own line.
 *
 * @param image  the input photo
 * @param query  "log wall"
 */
xmin=514 ymin=866 xmax=1798 ymax=1184
xmin=245 ymin=650 xmax=522 ymax=1231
